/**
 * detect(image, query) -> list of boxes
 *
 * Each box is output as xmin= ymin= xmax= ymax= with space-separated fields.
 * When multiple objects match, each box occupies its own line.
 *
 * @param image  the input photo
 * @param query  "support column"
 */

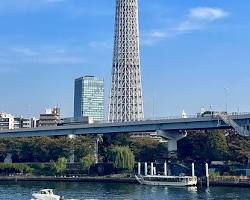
xmin=205 ymin=163 xmax=210 ymax=187
xmin=138 ymin=162 xmax=141 ymax=175
xmin=192 ymin=163 xmax=195 ymax=177
xmin=154 ymin=167 xmax=157 ymax=175
xmin=164 ymin=162 xmax=168 ymax=176
xmin=157 ymin=130 xmax=187 ymax=158
xmin=4 ymin=153 xmax=12 ymax=164
xmin=94 ymin=135 xmax=100 ymax=164
xmin=144 ymin=162 xmax=148 ymax=176
xmin=68 ymin=134 xmax=76 ymax=164
xmin=151 ymin=162 xmax=154 ymax=175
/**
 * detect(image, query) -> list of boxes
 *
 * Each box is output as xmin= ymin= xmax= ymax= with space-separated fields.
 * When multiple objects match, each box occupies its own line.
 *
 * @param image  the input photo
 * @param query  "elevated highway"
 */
xmin=0 ymin=113 xmax=249 ymax=138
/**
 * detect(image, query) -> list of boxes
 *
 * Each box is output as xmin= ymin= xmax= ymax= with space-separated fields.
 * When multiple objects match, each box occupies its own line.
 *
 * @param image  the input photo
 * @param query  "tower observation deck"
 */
xmin=109 ymin=0 xmax=144 ymax=122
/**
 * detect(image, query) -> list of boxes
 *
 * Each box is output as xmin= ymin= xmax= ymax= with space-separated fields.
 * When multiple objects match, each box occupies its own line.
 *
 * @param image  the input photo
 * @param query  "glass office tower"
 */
xmin=74 ymin=76 xmax=104 ymax=122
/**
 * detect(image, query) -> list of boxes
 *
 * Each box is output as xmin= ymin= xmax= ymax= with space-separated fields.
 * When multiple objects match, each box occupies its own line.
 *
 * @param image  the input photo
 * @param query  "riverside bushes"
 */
xmin=0 ymin=163 xmax=32 ymax=174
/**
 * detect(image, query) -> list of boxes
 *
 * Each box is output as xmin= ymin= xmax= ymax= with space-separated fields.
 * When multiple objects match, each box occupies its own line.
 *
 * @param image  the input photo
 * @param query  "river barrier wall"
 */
xmin=0 ymin=176 xmax=250 ymax=187
xmin=203 ymin=176 xmax=250 ymax=188
xmin=0 ymin=176 xmax=137 ymax=184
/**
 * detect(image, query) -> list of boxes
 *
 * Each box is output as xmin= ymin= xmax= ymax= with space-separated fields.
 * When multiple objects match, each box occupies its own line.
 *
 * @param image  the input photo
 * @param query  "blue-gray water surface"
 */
xmin=0 ymin=181 xmax=249 ymax=200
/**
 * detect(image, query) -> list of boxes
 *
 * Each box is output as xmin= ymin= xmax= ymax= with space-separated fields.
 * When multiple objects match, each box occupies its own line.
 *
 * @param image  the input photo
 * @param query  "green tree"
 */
xmin=53 ymin=157 xmax=67 ymax=176
xmin=74 ymin=136 xmax=94 ymax=162
xmin=109 ymin=146 xmax=135 ymax=171
xmin=131 ymin=138 xmax=168 ymax=162
xmin=80 ymin=154 xmax=96 ymax=173
xmin=178 ymin=130 xmax=229 ymax=162
xmin=178 ymin=131 xmax=210 ymax=161
xmin=208 ymin=130 xmax=229 ymax=160
xmin=227 ymin=134 xmax=250 ymax=163
xmin=0 ymin=142 xmax=6 ymax=162
xmin=99 ymin=133 xmax=131 ymax=162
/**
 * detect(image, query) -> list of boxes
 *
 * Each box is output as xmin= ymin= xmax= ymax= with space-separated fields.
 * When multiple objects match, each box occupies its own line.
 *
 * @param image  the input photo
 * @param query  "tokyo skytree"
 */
xmin=109 ymin=0 xmax=144 ymax=122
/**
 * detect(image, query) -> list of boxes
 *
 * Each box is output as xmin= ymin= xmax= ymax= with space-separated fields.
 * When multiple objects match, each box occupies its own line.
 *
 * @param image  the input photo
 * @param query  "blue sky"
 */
xmin=0 ymin=0 xmax=250 ymax=119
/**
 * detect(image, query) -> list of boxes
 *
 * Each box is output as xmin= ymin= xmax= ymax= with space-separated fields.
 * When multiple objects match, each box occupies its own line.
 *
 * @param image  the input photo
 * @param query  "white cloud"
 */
xmin=142 ymin=31 xmax=170 ymax=46
xmin=178 ymin=7 xmax=228 ymax=32
xmin=0 ymin=46 xmax=86 ymax=65
xmin=10 ymin=47 xmax=39 ymax=56
xmin=143 ymin=7 xmax=229 ymax=46
xmin=89 ymin=41 xmax=112 ymax=49
xmin=190 ymin=7 xmax=228 ymax=21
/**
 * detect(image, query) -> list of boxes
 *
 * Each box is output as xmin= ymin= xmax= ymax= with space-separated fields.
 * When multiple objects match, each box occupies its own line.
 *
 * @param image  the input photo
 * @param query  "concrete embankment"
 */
xmin=0 ymin=176 xmax=137 ymax=184
xmin=209 ymin=180 xmax=250 ymax=188
xmin=200 ymin=177 xmax=250 ymax=188
xmin=1 ymin=176 xmax=250 ymax=188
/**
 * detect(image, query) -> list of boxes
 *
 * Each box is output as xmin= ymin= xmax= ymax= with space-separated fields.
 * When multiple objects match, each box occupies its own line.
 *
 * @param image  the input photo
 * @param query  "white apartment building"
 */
xmin=14 ymin=117 xmax=38 ymax=129
xmin=0 ymin=113 xmax=14 ymax=130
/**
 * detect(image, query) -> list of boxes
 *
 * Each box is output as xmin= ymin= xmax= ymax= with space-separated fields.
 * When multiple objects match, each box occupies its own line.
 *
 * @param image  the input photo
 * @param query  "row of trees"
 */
xmin=0 ymin=136 xmax=94 ymax=163
xmin=0 ymin=130 xmax=249 ymax=176
xmin=178 ymin=130 xmax=250 ymax=163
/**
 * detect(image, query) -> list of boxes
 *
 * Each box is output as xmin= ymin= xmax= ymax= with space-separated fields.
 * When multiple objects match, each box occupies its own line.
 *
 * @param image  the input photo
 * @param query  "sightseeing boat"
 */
xmin=135 ymin=175 xmax=197 ymax=186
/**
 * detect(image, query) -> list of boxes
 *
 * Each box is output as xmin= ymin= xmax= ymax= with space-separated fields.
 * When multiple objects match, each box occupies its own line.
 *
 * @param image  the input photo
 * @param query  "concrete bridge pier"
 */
xmin=157 ymin=130 xmax=187 ymax=158
xmin=94 ymin=134 xmax=103 ymax=164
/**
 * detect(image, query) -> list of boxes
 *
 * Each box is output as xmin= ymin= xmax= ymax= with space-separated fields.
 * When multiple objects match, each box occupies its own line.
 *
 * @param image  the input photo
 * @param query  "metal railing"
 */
xmin=217 ymin=112 xmax=250 ymax=137
xmin=100 ymin=112 xmax=250 ymax=124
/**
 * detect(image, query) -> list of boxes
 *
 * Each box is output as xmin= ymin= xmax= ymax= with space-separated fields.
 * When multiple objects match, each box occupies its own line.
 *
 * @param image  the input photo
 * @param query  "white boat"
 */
xmin=135 ymin=175 xmax=197 ymax=186
xmin=31 ymin=189 xmax=64 ymax=200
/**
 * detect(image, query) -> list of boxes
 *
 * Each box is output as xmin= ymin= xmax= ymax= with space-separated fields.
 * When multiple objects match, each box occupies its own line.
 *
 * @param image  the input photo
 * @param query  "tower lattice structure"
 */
xmin=109 ymin=0 xmax=144 ymax=122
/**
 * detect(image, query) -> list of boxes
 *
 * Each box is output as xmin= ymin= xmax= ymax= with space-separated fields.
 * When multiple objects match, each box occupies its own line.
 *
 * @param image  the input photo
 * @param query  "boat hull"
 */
xmin=135 ymin=175 xmax=197 ymax=186
xmin=32 ymin=194 xmax=61 ymax=200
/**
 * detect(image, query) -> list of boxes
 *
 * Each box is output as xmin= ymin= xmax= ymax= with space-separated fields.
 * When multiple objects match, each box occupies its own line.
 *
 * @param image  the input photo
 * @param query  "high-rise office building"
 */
xmin=109 ymin=0 xmax=144 ymax=122
xmin=74 ymin=76 xmax=104 ymax=122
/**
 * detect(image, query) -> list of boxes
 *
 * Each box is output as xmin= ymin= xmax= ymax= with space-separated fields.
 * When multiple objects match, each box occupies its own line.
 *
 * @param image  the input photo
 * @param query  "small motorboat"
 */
xmin=31 ymin=189 xmax=64 ymax=200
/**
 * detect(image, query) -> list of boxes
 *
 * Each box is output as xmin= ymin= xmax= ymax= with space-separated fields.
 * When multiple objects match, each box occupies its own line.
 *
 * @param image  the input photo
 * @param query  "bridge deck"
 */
xmin=0 ymin=114 xmax=249 ymax=138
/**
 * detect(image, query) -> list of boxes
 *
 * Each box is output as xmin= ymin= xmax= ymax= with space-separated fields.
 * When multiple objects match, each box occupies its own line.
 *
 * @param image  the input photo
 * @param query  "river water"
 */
xmin=0 ymin=181 xmax=249 ymax=200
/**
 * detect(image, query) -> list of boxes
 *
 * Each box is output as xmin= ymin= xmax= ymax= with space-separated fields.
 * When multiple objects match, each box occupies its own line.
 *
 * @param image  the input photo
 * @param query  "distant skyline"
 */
xmin=0 ymin=0 xmax=250 ymax=119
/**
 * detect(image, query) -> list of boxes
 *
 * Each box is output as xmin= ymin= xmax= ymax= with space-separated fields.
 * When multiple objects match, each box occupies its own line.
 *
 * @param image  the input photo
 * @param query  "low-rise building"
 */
xmin=60 ymin=116 xmax=94 ymax=126
xmin=39 ymin=107 xmax=61 ymax=127
xmin=14 ymin=117 xmax=38 ymax=129
xmin=0 ymin=113 xmax=14 ymax=130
